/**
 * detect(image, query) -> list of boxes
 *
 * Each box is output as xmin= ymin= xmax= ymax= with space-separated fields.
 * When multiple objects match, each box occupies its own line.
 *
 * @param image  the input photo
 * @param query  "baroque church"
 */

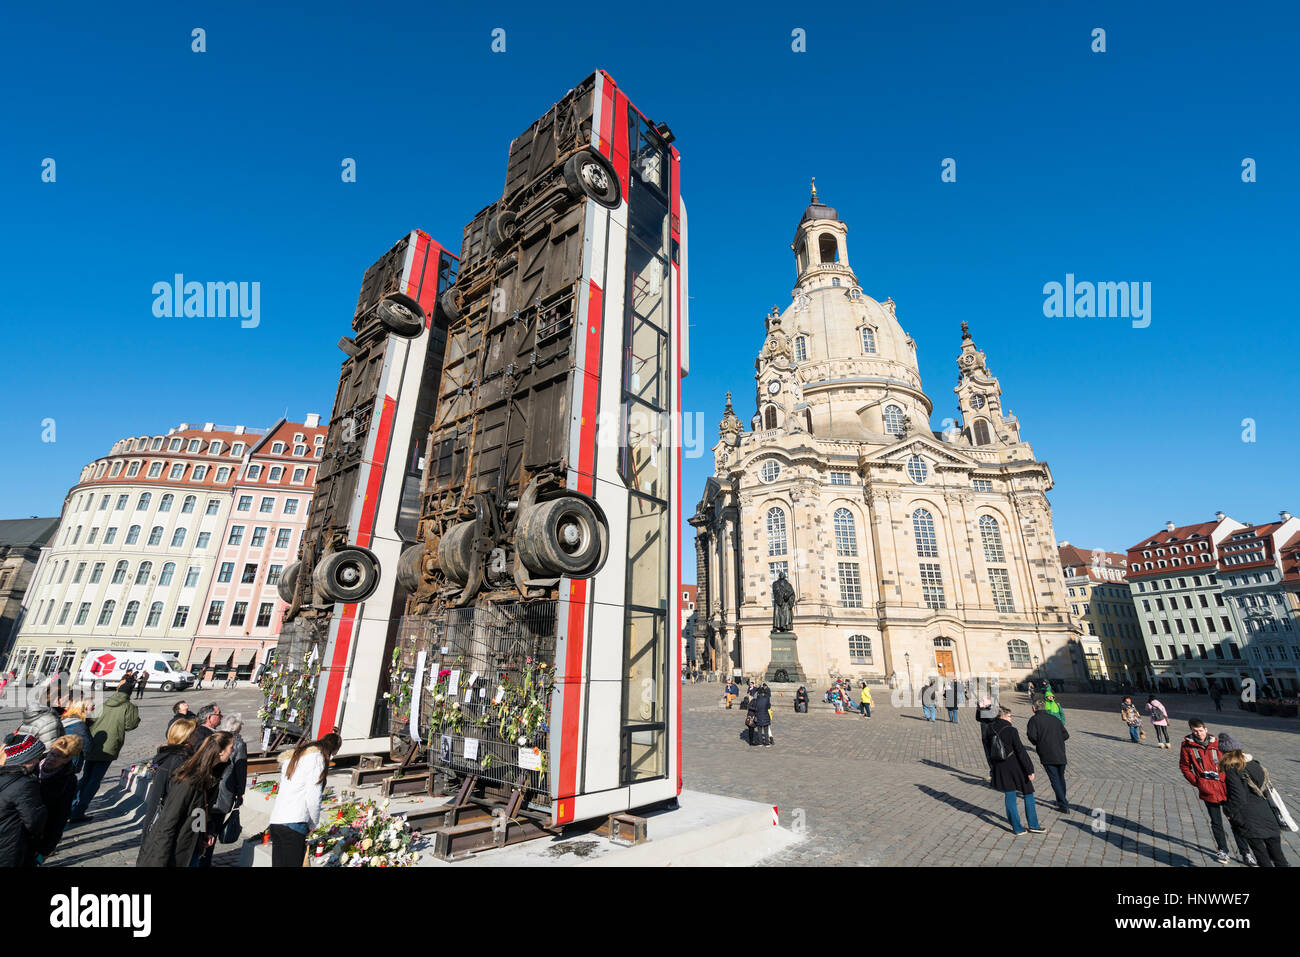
xmin=690 ymin=185 xmax=1082 ymax=688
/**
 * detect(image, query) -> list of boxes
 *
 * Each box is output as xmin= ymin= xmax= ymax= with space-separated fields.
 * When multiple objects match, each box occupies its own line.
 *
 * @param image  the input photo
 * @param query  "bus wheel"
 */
xmin=277 ymin=562 xmax=300 ymax=604
xmin=437 ymin=522 xmax=475 ymax=585
xmin=563 ymin=149 xmax=621 ymax=208
xmin=397 ymin=543 xmax=426 ymax=593
xmin=439 ymin=287 xmax=461 ymax=322
xmin=312 ymin=547 xmax=381 ymax=603
xmin=488 ymin=210 xmax=518 ymax=250
xmin=376 ymin=292 xmax=425 ymax=337
xmin=517 ymin=495 xmax=608 ymax=578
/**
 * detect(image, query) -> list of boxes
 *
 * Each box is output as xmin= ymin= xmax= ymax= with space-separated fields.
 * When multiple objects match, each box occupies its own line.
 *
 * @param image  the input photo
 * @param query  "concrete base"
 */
xmin=245 ymin=765 xmax=800 ymax=868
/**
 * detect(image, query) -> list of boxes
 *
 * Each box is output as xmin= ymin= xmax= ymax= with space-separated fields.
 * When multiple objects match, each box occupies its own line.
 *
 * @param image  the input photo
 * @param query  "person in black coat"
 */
xmin=0 ymin=734 xmax=49 ymax=867
xmin=140 ymin=718 xmax=198 ymax=840
xmin=793 ymin=686 xmax=809 ymax=713
xmin=35 ymin=735 xmax=83 ymax=862
xmin=136 ymin=732 xmax=232 ymax=868
xmin=988 ymin=706 xmax=1044 ymax=835
xmin=1025 ymin=695 xmax=1071 ymax=814
xmin=1220 ymin=744 xmax=1289 ymax=867
xmin=749 ymin=685 xmax=772 ymax=747
xmin=976 ymin=696 xmax=999 ymax=781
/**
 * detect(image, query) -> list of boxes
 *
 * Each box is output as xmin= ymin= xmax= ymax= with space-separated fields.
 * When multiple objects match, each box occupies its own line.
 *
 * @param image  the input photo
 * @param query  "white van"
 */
xmin=75 ymin=650 xmax=194 ymax=692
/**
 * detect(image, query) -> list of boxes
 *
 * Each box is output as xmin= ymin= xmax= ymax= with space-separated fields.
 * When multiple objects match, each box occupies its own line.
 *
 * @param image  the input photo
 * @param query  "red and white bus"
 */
xmin=270 ymin=230 xmax=457 ymax=755
xmin=415 ymin=71 xmax=688 ymax=827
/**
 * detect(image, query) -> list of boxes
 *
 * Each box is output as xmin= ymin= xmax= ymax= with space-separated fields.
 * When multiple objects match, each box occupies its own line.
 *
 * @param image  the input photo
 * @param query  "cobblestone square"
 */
xmin=681 ymin=683 xmax=1300 ymax=867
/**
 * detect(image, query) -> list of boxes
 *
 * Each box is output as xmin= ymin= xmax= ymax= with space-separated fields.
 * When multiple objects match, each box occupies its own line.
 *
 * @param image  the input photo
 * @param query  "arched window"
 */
xmin=979 ymin=515 xmax=1006 ymax=563
xmin=147 ymin=526 xmax=164 ymax=546
xmin=818 ymin=234 xmax=838 ymax=263
xmin=126 ymin=525 xmax=141 ymax=545
xmin=136 ymin=492 xmax=151 ymax=511
xmin=158 ymin=493 xmax=174 ymax=512
xmin=181 ymin=495 xmax=196 ymax=513
xmin=121 ymin=600 xmax=140 ymax=627
xmin=171 ymin=528 xmax=186 ymax=548
xmin=96 ymin=600 xmax=116 ymax=627
xmin=134 ymin=561 xmax=152 ymax=585
xmin=833 ymin=508 xmax=858 ymax=557
xmin=883 ymin=405 xmax=904 ymax=435
xmin=973 ymin=419 xmax=992 ymax=445
xmin=764 ymin=406 xmax=778 ymax=430
xmin=111 ymin=560 xmax=129 ymax=584
xmin=861 ymin=327 xmax=876 ymax=354
xmin=159 ymin=562 xmax=175 ymax=586
xmin=804 ymin=409 xmax=814 ymax=434
xmin=767 ymin=507 xmax=788 ymax=556
xmin=913 ymin=508 xmax=938 ymax=557
xmin=794 ymin=336 xmax=808 ymax=363
xmin=145 ymin=602 xmax=164 ymax=627
xmin=1007 ymin=639 xmax=1031 ymax=667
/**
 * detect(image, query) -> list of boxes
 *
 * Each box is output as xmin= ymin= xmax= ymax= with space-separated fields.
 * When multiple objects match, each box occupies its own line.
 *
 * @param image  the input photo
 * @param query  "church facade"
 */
xmin=690 ymin=186 xmax=1083 ymax=689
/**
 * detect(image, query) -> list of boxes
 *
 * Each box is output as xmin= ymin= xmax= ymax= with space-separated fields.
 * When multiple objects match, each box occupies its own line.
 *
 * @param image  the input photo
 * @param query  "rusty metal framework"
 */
xmin=414 ymin=600 xmax=557 ymax=810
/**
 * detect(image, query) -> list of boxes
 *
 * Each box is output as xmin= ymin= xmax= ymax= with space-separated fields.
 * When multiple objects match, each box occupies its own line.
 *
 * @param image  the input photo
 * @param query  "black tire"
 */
xmin=517 ymin=495 xmax=607 ymax=577
xmin=376 ymin=292 xmax=425 ymax=337
xmin=487 ymin=210 xmax=518 ymax=250
xmin=563 ymin=149 xmax=621 ymax=208
xmin=277 ymin=561 xmax=300 ymax=604
xmin=439 ymin=287 xmax=461 ymax=322
xmin=161 ymin=681 xmax=175 ymax=692
xmin=396 ymin=543 xmax=425 ymax=593
xmin=312 ymin=546 xmax=381 ymax=603
xmin=437 ymin=522 xmax=475 ymax=585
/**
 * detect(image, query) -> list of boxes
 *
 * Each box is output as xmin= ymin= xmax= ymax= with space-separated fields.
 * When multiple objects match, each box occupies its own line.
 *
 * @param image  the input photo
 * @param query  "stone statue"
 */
xmin=772 ymin=572 xmax=795 ymax=632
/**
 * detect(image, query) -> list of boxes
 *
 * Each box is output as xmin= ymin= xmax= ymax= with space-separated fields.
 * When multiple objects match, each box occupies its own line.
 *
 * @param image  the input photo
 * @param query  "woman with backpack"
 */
xmin=988 ymin=705 xmax=1045 ymax=836
xmin=1145 ymin=695 xmax=1171 ymax=748
xmin=136 ymin=732 xmax=233 ymax=867
xmin=1219 ymin=734 xmax=1290 ymax=867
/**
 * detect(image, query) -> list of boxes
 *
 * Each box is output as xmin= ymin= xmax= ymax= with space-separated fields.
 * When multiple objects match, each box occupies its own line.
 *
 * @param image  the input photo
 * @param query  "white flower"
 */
xmin=517 ymin=735 xmax=527 ymax=745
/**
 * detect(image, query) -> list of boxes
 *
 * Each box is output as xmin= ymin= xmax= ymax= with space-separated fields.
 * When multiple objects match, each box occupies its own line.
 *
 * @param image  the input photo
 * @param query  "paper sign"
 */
xmin=479 ymin=688 xmax=486 ymax=698
xmin=518 ymin=748 xmax=542 ymax=772
xmin=464 ymin=671 xmax=479 ymax=703
xmin=409 ymin=649 xmax=427 ymax=740
xmin=448 ymin=669 xmax=461 ymax=697
xmin=463 ymin=738 xmax=479 ymax=761
xmin=493 ymin=686 xmax=504 ymax=705
xmin=441 ymin=646 xmax=449 ymax=655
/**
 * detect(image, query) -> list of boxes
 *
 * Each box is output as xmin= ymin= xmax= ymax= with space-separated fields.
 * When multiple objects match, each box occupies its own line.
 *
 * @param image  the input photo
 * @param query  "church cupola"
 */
xmin=791 ymin=178 xmax=858 ymax=293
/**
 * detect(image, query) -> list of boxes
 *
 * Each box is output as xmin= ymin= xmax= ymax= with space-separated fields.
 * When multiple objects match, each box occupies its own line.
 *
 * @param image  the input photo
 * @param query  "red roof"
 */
xmin=1058 ymin=544 xmax=1129 ymax=583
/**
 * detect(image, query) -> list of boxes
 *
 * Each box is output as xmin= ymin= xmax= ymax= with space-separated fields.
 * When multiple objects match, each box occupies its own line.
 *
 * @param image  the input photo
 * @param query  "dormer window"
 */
xmin=271 ymin=442 xmax=286 ymax=454
xmin=794 ymin=336 xmax=808 ymax=363
xmin=188 ymin=439 xmax=202 ymax=453
xmin=861 ymin=327 xmax=876 ymax=354
xmin=169 ymin=438 xmax=183 ymax=451
xmin=232 ymin=443 xmax=245 ymax=456
xmin=832 ymin=277 xmax=841 ymax=287
xmin=209 ymin=441 xmax=223 ymax=455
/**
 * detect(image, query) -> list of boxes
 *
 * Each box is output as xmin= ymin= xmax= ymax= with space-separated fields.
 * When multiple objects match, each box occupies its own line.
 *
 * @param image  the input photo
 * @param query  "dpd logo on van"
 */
xmin=89 ymin=653 xmax=117 ymax=676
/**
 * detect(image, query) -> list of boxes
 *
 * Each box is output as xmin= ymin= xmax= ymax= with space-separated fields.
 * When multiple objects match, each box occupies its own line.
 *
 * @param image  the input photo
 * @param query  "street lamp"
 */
xmin=904 ymin=651 xmax=913 ymax=697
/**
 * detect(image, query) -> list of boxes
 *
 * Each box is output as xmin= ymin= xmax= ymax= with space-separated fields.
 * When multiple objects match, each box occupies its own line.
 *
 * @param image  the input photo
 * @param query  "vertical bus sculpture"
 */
xmin=408 ymin=71 xmax=688 ymax=830
xmin=265 ymin=230 xmax=457 ymax=754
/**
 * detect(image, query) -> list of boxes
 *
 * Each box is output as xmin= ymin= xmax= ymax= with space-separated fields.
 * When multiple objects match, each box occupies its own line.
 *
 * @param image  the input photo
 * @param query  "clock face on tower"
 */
xmin=767 ymin=380 xmax=781 ymax=396
xmin=971 ymin=394 xmax=985 ymax=409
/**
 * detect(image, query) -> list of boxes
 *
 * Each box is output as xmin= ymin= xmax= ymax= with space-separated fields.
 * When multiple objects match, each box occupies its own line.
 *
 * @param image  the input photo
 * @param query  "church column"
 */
xmin=724 ymin=511 xmax=743 ymax=672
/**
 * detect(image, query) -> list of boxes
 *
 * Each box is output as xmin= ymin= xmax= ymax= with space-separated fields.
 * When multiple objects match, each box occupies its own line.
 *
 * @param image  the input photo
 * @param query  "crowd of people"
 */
xmin=725 ymin=669 xmax=1296 ymax=866
xmin=0 ymin=671 xmax=256 ymax=867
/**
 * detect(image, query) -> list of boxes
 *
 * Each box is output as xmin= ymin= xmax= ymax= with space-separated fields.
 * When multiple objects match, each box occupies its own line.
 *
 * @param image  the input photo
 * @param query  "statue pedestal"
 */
xmin=764 ymin=631 xmax=807 ymax=685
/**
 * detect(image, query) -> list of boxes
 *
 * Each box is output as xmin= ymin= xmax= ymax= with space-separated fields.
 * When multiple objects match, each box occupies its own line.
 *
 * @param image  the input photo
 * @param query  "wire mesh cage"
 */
xmin=258 ymin=620 xmax=323 ymax=737
xmin=416 ymin=600 xmax=557 ymax=809
xmin=387 ymin=617 xmax=437 ymax=745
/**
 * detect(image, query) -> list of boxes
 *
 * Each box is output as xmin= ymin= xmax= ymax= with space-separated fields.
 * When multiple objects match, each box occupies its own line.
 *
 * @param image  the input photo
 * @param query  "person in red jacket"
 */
xmin=1179 ymin=718 xmax=1255 ymax=865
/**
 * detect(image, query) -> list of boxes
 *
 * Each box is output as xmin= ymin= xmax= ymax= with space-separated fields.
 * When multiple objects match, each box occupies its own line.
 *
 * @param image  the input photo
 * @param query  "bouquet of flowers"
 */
xmin=307 ymin=798 xmax=421 ymax=867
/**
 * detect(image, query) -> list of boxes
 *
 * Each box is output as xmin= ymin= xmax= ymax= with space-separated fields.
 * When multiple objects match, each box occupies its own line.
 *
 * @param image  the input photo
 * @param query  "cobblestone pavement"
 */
xmin=0 ymin=684 xmax=264 ymax=867
xmin=682 ymin=682 xmax=1300 ymax=867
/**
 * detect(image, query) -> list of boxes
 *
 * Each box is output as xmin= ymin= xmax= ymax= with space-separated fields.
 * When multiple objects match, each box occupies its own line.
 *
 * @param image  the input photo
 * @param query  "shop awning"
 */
xmin=234 ymin=648 xmax=257 ymax=667
xmin=214 ymin=647 xmax=235 ymax=665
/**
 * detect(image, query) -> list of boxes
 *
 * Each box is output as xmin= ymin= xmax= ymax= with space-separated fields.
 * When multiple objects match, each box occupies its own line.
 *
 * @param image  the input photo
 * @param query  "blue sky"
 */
xmin=3 ymin=1 xmax=1297 ymax=573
